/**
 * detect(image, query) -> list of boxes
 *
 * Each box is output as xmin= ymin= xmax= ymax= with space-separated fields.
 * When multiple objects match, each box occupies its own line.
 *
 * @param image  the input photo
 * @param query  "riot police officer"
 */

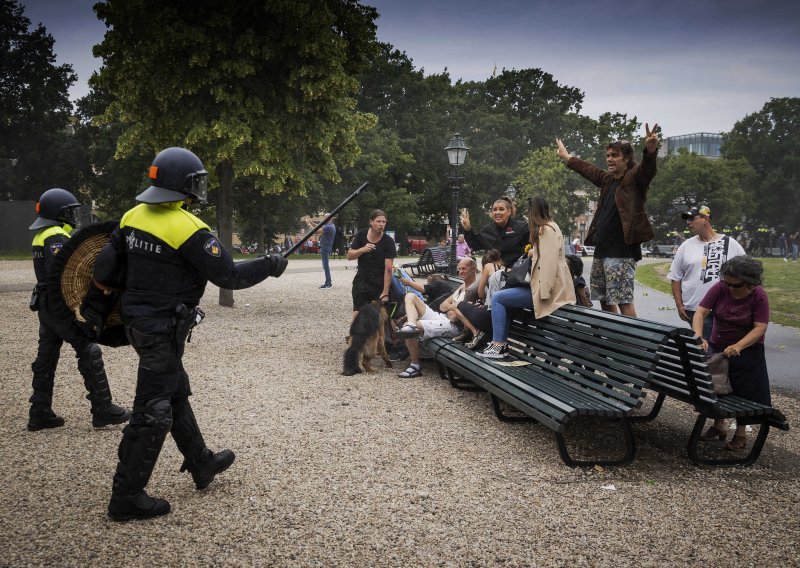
xmin=28 ymin=188 xmax=131 ymax=431
xmin=91 ymin=147 xmax=288 ymax=521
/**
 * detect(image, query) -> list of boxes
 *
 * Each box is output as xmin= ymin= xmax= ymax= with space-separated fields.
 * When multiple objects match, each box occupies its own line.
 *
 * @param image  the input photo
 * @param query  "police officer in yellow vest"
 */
xmin=28 ymin=188 xmax=131 ymax=431
xmin=91 ymin=147 xmax=288 ymax=521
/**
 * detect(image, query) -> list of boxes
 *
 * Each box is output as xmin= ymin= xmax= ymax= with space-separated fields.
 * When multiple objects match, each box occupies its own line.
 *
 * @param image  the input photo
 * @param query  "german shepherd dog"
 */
xmin=342 ymin=300 xmax=395 ymax=375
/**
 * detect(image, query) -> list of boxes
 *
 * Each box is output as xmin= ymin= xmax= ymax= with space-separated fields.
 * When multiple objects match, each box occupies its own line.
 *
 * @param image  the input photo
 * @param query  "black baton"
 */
xmin=282 ymin=182 xmax=369 ymax=258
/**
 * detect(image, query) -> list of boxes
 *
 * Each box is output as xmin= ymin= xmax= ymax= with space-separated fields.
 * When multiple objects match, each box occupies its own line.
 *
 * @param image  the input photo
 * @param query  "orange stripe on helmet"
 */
xmin=149 ymin=166 xmax=159 ymax=179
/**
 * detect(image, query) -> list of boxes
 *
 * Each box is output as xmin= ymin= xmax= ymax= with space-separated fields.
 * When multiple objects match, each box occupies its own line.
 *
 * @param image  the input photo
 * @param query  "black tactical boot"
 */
xmin=181 ymin=448 xmax=236 ymax=490
xmin=108 ymin=490 xmax=170 ymax=521
xmin=92 ymin=403 xmax=132 ymax=428
xmin=78 ymin=344 xmax=131 ymax=427
xmin=108 ymin=400 xmax=171 ymax=521
xmin=27 ymin=407 xmax=65 ymax=431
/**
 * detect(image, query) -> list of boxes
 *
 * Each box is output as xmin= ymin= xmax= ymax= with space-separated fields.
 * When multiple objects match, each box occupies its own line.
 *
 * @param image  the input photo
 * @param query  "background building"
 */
xmin=659 ymin=132 xmax=723 ymax=159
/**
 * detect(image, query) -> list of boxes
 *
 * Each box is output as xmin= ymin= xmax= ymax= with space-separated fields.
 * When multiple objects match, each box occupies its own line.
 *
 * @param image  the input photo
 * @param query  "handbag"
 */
xmin=504 ymin=255 xmax=532 ymax=288
xmin=707 ymin=352 xmax=732 ymax=395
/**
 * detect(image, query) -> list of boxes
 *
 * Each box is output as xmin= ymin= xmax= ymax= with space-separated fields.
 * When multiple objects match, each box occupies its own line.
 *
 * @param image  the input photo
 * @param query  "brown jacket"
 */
xmin=529 ymin=222 xmax=576 ymax=319
xmin=568 ymin=149 xmax=657 ymax=246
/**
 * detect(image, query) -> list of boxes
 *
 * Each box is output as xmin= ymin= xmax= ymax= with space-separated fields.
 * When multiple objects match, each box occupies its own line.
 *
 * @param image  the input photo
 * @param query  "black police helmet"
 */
xmin=29 ymin=188 xmax=81 ymax=231
xmin=137 ymin=147 xmax=209 ymax=204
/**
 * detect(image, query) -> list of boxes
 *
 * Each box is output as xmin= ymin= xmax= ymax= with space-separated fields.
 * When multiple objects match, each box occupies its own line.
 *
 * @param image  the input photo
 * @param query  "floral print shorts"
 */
xmin=590 ymin=257 xmax=636 ymax=305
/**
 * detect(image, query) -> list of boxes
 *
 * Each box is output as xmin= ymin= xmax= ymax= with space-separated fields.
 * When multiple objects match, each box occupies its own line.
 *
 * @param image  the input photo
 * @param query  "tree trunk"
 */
xmin=216 ymin=159 xmax=235 ymax=307
xmin=258 ymin=216 xmax=266 ymax=255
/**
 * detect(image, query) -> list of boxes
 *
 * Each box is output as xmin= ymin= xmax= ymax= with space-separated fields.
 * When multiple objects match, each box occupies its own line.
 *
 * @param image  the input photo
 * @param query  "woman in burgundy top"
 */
xmin=693 ymin=256 xmax=770 ymax=451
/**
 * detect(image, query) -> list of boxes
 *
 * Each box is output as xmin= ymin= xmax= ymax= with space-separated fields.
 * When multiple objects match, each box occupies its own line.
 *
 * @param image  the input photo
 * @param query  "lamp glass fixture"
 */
xmin=445 ymin=134 xmax=469 ymax=167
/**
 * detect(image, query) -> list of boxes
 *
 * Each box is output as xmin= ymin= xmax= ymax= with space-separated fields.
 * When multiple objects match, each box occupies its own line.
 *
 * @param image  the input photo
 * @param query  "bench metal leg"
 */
xmin=628 ymin=392 xmax=666 ymax=423
xmin=687 ymin=415 xmax=771 ymax=467
xmin=447 ymin=369 xmax=483 ymax=391
xmin=489 ymin=394 xmax=536 ymax=422
xmin=554 ymin=418 xmax=637 ymax=468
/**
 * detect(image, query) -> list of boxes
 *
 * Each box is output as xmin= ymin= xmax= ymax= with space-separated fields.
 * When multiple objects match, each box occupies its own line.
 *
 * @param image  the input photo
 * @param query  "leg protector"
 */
xmin=77 ymin=343 xmax=130 ymax=427
xmin=29 ymin=335 xmax=63 ymax=430
xmin=172 ymin=398 xmax=235 ymax=490
xmin=108 ymin=399 xmax=172 ymax=521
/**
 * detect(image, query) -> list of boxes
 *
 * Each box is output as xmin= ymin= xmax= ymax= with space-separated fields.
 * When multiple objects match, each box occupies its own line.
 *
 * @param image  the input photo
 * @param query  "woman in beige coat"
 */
xmin=478 ymin=195 xmax=575 ymax=359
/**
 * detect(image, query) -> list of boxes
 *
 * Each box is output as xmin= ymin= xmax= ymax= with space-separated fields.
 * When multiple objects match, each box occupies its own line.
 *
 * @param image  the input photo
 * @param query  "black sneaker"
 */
xmin=27 ymin=408 xmax=65 ymax=432
xmin=108 ymin=491 xmax=171 ymax=521
xmin=388 ymin=346 xmax=410 ymax=362
xmin=477 ymin=343 xmax=509 ymax=359
xmin=92 ymin=403 xmax=132 ymax=428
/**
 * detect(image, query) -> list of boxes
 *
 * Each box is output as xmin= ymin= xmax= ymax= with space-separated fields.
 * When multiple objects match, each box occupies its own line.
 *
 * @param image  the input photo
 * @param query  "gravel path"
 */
xmin=1 ymin=259 xmax=799 ymax=566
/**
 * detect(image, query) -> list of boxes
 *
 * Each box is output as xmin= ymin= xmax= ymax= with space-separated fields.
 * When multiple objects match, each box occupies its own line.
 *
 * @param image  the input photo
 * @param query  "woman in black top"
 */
xmin=460 ymin=196 xmax=530 ymax=267
xmin=347 ymin=209 xmax=397 ymax=317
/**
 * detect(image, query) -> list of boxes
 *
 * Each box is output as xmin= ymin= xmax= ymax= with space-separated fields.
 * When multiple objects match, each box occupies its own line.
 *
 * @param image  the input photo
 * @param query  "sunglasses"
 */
xmin=723 ymin=280 xmax=747 ymax=289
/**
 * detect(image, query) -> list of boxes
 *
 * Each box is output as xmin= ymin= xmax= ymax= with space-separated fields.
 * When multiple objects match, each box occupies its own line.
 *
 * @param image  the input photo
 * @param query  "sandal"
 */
xmin=465 ymin=331 xmax=487 ymax=351
xmin=700 ymin=425 xmax=728 ymax=441
xmin=453 ymin=330 xmax=473 ymax=343
xmin=725 ymin=435 xmax=747 ymax=451
xmin=398 ymin=365 xmax=422 ymax=378
xmin=396 ymin=324 xmax=421 ymax=339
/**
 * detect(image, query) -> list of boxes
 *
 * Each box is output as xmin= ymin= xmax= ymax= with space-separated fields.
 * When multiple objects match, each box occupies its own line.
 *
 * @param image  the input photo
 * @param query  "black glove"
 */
xmin=80 ymin=283 xmax=114 ymax=338
xmin=267 ymin=254 xmax=288 ymax=278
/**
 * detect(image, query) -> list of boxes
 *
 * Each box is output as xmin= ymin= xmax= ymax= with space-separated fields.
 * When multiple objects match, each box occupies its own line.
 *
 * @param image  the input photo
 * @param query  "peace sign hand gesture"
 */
xmin=645 ymin=123 xmax=660 ymax=153
xmin=555 ymin=138 xmax=571 ymax=161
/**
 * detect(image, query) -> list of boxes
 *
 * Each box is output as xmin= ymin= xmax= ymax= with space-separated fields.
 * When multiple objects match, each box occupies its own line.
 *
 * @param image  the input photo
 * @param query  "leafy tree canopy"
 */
xmin=722 ymin=97 xmax=800 ymax=228
xmin=0 ymin=0 xmax=80 ymax=200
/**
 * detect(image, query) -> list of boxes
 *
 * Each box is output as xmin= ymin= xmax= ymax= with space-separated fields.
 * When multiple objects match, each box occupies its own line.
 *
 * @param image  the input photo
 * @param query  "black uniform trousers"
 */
xmin=31 ymin=299 xmax=95 ymax=409
xmin=116 ymin=315 xmax=207 ymax=494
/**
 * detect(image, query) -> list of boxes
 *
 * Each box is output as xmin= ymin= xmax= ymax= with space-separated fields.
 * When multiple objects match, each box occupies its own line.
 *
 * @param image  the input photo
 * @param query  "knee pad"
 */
xmin=77 ymin=343 xmax=105 ymax=375
xmin=143 ymin=398 xmax=173 ymax=432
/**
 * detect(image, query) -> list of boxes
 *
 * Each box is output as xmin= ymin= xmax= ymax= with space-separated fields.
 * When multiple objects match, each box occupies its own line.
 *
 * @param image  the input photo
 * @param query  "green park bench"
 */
xmin=426 ymin=305 xmax=789 ymax=468
xmin=632 ymin=325 xmax=790 ymax=467
xmin=401 ymin=246 xmax=450 ymax=277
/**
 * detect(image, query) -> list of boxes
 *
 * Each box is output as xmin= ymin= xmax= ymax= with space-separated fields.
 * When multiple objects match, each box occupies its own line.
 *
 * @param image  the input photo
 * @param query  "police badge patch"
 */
xmin=50 ymin=242 xmax=63 ymax=255
xmin=204 ymin=237 xmax=222 ymax=257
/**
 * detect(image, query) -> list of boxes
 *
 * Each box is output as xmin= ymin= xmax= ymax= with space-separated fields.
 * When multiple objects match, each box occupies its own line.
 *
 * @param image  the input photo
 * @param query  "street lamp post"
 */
xmin=444 ymin=133 xmax=469 ymax=276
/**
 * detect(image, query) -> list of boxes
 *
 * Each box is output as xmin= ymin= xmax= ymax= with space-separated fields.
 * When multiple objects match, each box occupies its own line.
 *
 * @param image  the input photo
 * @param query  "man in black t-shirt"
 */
xmin=347 ymin=210 xmax=397 ymax=318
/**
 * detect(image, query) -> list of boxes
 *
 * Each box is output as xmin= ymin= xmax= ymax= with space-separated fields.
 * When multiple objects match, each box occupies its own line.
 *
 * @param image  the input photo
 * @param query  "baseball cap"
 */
xmin=681 ymin=205 xmax=711 ymax=220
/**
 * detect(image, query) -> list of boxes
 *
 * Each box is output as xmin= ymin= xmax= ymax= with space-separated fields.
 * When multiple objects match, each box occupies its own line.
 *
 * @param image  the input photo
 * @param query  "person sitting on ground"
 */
xmin=566 ymin=254 xmax=592 ymax=307
xmin=479 ymin=196 xmax=575 ymax=359
xmin=395 ymin=258 xmax=479 ymax=378
xmin=450 ymin=249 xmax=503 ymax=350
xmin=695 ymin=256 xmax=771 ymax=451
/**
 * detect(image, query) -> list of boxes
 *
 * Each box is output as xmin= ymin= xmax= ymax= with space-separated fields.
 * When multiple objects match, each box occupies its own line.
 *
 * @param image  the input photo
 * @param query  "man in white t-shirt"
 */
xmin=668 ymin=205 xmax=746 ymax=338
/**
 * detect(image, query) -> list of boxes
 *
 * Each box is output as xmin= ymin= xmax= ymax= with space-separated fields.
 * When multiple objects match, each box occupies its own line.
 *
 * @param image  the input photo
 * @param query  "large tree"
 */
xmin=91 ymin=0 xmax=378 ymax=305
xmin=647 ymin=149 xmax=755 ymax=240
xmin=0 ymin=0 xmax=81 ymax=200
xmin=722 ymin=97 xmax=800 ymax=229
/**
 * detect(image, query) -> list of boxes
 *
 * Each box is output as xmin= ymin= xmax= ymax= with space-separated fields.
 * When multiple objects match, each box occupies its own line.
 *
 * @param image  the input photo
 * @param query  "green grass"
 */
xmin=636 ymin=259 xmax=800 ymax=328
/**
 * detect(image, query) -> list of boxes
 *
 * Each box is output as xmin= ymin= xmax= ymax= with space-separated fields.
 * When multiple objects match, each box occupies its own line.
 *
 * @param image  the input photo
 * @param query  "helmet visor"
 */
xmin=187 ymin=171 xmax=209 ymax=204
xmin=62 ymin=205 xmax=81 ymax=228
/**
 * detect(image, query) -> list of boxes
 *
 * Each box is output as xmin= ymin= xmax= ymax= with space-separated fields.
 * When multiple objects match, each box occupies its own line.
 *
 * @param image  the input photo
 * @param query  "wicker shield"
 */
xmin=47 ymin=221 xmax=129 ymax=346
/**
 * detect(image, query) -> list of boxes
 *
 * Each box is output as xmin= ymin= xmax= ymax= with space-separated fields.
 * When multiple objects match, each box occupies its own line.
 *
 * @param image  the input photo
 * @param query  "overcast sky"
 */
xmin=21 ymin=0 xmax=800 ymax=137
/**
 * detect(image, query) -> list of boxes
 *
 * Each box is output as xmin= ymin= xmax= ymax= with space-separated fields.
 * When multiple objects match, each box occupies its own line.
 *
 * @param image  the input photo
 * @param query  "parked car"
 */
xmin=582 ymin=246 xmax=595 ymax=256
xmin=407 ymin=238 xmax=429 ymax=255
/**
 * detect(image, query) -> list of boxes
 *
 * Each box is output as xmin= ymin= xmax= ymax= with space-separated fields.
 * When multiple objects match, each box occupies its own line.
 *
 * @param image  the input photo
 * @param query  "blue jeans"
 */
xmin=490 ymin=287 xmax=533 ymax=343
xmin=321 ymin=247 xmax=332 ymax=285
